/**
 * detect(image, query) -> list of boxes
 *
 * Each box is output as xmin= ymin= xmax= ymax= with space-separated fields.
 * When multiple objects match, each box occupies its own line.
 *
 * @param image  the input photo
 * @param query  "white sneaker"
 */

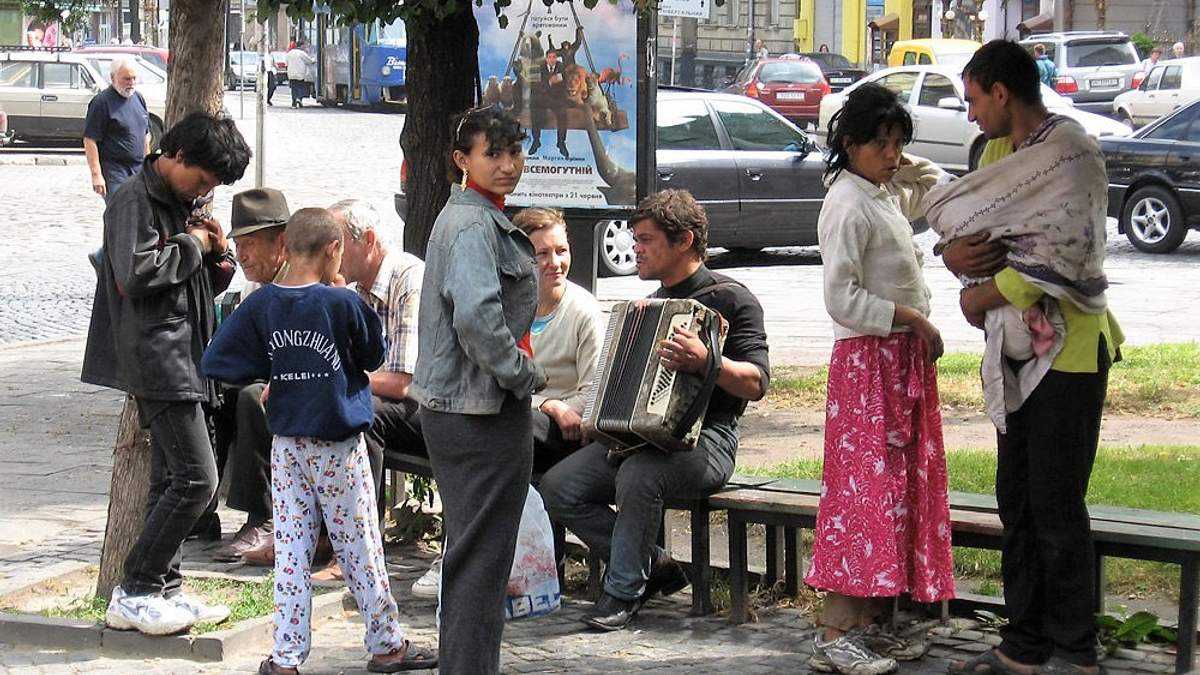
xmin=411 ymin=557 xmax=442 ymax=598
xmin=171 ymin=592 xmax=231 ymax=624
xmin=809 ymin=631 xmax=898 ymax=675
xmin=104 ymin=586 xmax=196 ymax=635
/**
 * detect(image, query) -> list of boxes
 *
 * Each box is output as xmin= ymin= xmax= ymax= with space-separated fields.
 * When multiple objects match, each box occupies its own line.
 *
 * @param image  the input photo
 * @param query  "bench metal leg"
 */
xmin=690 ymin=504 xmax=713 ymax=616
xmin=765 ymin=525 xmax=783 ymax=586
xmin=1177 ymin=555 xmax=1198 ymax=674
xmin=587 ymin=550 xmax=604 ymax=602
xmin=729 ymin=514 xmax=749 ymax=624
xmin=1094 ymin=551 xmax=1106 ymax=615
xmin=784 ymin=527 xmax=800 ymax=597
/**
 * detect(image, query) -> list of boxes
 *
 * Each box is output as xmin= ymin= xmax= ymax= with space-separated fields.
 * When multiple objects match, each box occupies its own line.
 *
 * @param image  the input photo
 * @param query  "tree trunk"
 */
xmin=95 ymin=397 xmax=152 ymax=601
xmin=400 ymin=7 xmax=480 ymax=258
xmin=94 ymin=0 xmax=228 ymax=602
xmin=129 ymin=0 xmax=140 ymax=44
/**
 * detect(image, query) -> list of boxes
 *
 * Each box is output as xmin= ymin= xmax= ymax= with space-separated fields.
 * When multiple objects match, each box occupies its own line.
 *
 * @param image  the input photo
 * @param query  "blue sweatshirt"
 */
xmin=201 ymin=283 xmax=386 ymax=441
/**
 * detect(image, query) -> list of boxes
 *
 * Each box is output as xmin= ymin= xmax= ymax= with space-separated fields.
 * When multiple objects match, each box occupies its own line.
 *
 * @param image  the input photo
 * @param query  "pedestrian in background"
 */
xmin=83 ymin=112 xmax=251 ymax=636
xmin=411 ymin=105 xmax=546 ymax=674
xmin=1173 ymin=41 xmax=1186 ymax=58
xmin=83 ymin=59 xmax=150 ymax=202
xmin=805 ymin=82 xmax=954 ymax=675
xmin=1033 ymin=43 xmax=1057 ymax=87
xmin=287 ymin=41 xmax=316 ymax=108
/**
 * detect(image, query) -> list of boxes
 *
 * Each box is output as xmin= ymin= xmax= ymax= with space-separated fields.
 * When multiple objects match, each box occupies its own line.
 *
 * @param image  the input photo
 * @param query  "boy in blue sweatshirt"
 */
xmin=202 ymin=208 xmax=437 ymax=674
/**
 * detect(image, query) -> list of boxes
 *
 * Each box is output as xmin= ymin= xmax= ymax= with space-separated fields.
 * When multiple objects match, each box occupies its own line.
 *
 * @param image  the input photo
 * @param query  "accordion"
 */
xmin=582 ymin=298 xmax=727 ymax=453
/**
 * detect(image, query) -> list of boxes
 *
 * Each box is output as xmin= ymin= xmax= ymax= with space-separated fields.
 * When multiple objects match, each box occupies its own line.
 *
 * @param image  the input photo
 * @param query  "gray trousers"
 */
xmin=420 ymin=394 xmax=532 ymax=675
xmin=539 ymin=419 xmax=738 ymax=601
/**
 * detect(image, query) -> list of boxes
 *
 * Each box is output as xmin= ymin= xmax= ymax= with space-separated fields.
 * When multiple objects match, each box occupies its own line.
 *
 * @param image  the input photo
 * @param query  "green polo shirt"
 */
xmin=980 ymin=137 xmax=1123 ymax=373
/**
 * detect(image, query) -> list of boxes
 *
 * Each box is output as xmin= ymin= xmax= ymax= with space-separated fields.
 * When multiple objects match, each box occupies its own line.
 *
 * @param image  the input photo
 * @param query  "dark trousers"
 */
xmin=123 ymin=399 xmax=218 ymax=597
xmin=531 ymin=408 xmax=580 ymax=475
xmin=267 ymin=73 xmax=277 ymax=104
xmin=225 ymin=384 xmax=386 ymax=524
xmin=420 ymin=395 xmax=532 ymax=675
xmin=101 ymin=161 xmax=141 ymax=205
xmin=996 ymin=366 xmax=1109 ymax=667
xmin=530 ymin=98 xmax=569 ymax=148
xmin=366 ymin=395 xmax=425 ymax=467
xmin=288 ymin=78 xmax=307 ymax=106
xmin=539 ymin=419 xmax=737 ymax=601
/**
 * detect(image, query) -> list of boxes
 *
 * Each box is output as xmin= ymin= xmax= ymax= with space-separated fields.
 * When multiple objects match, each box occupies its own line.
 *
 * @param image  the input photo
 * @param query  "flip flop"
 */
xmin=367 ymin=640 xmax=439 ymax=673
xmin=948 ymin=649 xmax=1032 ymax=675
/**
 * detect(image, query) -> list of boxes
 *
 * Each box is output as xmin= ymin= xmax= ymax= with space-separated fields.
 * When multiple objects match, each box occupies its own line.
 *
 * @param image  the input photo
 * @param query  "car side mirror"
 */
xmin=937 ymin=96 xmax=965 ymax=111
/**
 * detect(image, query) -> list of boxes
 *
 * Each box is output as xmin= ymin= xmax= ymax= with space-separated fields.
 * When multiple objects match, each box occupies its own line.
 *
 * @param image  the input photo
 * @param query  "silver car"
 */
xmin=1019 ymin=32 xmax=1142 ymax=114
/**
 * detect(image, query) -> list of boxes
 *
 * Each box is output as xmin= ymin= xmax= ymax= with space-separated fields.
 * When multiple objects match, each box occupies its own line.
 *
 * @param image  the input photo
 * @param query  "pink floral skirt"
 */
xmin=804 ymin=332 xmax=955 ymax=602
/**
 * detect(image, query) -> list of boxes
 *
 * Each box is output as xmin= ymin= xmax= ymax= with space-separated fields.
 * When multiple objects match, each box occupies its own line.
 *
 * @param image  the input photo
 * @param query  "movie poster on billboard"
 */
xmin=475 ymin=0 xmax=638 ymax=209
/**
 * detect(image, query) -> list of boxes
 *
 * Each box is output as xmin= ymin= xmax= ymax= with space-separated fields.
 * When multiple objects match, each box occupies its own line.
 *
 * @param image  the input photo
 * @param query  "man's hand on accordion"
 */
xmin=659 ymin=327 xmax=709 ymax=375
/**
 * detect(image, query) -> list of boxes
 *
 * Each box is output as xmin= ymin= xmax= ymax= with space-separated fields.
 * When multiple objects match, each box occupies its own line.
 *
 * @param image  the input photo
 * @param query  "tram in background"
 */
xmin=313 ymin=15 xmax=407 ymax=108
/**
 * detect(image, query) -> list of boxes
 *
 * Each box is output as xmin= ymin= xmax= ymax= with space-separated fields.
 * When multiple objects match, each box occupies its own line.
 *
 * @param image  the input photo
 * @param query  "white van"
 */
xmin=1113 ymin=56 xmax=1200 ymax=128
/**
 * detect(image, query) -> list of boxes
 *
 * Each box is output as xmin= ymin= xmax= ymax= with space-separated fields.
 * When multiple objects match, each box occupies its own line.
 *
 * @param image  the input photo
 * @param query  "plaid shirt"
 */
xmin=357 ymin=250 xmax=424 ymax=374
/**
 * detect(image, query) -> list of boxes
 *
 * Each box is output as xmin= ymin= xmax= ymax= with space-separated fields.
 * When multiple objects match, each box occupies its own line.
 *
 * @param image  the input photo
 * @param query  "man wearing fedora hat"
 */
xmin=211 ymin=188 xmax=293 ymax=564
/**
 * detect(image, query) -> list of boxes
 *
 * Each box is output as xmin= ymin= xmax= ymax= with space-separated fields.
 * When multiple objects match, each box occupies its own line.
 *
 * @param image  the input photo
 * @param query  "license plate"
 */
xmin=830 ymin=77 xmax=852 ymax=84
xmin=776 ymin=92 xmax=806 ymax=100
xmin=1090 ymin=78 xmax=1120 ymax=89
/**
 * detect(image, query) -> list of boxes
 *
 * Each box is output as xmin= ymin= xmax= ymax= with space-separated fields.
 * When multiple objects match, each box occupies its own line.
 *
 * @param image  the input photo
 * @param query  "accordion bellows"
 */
xmin=582 ymin=299 xmax=727 ymax=453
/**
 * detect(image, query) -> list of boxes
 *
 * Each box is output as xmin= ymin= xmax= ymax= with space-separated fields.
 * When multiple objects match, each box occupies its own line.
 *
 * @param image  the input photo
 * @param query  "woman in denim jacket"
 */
xmin=411 ymin=106 xmax=547 ymax=675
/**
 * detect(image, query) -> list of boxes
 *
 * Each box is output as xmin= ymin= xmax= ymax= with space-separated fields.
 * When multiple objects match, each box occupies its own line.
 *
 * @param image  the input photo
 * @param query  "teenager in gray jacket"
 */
xmin=82 ymin=111 xmax=251 ymax=636
xmin=411 ymin=106 xmax=546 ymax=675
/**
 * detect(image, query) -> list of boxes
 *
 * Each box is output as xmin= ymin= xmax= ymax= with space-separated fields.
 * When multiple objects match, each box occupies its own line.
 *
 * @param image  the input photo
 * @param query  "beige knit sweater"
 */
xmin=530 ymin=280 xmax=604 ymax=414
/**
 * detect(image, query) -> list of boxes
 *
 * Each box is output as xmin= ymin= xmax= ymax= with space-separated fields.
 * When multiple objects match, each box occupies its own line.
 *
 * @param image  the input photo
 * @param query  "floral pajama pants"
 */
xmin=270 ymin=434 xmax=404 ymax=668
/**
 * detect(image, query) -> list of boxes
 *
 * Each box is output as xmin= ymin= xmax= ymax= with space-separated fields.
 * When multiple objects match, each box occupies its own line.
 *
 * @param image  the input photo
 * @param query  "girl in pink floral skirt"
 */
xmin=805 ymin=82 xmax=956 ymax=675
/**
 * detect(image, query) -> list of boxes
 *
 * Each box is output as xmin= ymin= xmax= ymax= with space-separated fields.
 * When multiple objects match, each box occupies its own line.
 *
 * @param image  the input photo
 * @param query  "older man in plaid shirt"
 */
xmin=330 ymin=200 xmax=426 ymax=485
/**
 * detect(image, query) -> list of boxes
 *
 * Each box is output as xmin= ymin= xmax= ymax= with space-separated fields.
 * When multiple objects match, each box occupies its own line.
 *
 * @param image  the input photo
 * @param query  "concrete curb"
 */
xmin=0 ymin=155 xmax=86 ymax=166
xmin=0 ymin=582 xmax=347 ymax=662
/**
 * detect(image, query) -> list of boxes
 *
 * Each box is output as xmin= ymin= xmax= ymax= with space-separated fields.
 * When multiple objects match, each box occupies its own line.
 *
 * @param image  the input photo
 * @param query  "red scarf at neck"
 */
xmin=467 ymin=180 xmax=506 ymax=210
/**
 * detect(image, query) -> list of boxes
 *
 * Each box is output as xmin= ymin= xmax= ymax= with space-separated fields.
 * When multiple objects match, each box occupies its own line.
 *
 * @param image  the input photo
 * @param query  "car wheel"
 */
xmin=1122 ymin=185 xmax=1188 ymax=253
xmin=148 ymin=116 xmax=164 ymax=154
xmin=598 ymin=219 xmax=637 ymax=277
xmin=1119 ymin=110 xmax=1135 ymax=130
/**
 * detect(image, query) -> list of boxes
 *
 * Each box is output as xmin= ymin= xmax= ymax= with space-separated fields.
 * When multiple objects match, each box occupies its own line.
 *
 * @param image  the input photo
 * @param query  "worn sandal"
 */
xmin=1035 ymin=656 xmax=1106 ymax=675
xmin=367 ymin=640 xmax=439 ymax=672
xmin=948 ymin=649 xmax=1033 ymax=675
xmin=258 ymin=658 xmax=300 ymax=675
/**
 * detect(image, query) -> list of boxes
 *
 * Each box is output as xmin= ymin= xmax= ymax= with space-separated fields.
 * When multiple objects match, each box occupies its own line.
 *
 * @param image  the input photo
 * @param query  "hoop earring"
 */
xmin=460 ymin=170 xmax=468 ymax=190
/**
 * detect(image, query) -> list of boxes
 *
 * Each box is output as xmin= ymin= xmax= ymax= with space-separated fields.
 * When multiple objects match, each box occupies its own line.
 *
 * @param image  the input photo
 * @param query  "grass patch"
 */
xmin=744 ymin=445 xmax=1200 ymax=600
xmin=768 ymin=342 xmax=1200 ymax=418
xmin=27 ymin=574 xmax=308 ymax=634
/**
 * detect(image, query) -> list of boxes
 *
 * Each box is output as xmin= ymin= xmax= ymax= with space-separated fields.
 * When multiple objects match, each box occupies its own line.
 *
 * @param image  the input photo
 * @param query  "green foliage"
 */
xmin=1096 ymin=609 xmax=1177 ymax=652
xmin=1130 ymin=33 xmax=1155 ymax=59
xmin=20 ymin=1 xmax=91 ymax=34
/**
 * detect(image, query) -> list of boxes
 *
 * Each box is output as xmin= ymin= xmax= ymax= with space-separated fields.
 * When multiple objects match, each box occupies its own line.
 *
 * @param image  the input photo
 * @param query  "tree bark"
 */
xmin=94 ymin=0 xmax=228 ymax=602
xmin=95 ymin=397 xmax=151 ymax=601
xmin=400 ymin=7 xmax=480 ymax=259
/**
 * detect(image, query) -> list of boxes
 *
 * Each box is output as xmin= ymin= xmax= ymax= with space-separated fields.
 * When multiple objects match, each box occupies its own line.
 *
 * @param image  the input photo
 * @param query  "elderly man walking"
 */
xmin=83 ymin=58 xmax=150 ymax=202
xmin=286 ymin=41 xmax=316 ymax=108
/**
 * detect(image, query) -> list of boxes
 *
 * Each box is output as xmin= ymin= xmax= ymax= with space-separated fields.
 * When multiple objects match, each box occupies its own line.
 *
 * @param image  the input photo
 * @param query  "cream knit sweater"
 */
xmin=530 ymin=280 xmax=604 ymax=414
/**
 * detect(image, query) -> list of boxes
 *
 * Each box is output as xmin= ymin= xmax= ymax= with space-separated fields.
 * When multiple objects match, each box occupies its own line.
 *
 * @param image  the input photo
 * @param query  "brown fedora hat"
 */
xmin=230 ymin=188 xmax=290 ymax=238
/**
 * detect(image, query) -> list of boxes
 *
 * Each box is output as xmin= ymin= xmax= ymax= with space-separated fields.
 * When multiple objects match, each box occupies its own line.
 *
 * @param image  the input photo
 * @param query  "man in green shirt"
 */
xmin=943 ymin=41 xmax=1121 ymax=675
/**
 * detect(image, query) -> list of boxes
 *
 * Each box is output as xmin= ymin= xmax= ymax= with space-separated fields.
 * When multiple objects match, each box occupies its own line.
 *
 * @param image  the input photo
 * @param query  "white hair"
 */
xmin=328 ymin=199 xmax=381 ymax=241
xmin=109 ymin=58 xmax=136 ymax=81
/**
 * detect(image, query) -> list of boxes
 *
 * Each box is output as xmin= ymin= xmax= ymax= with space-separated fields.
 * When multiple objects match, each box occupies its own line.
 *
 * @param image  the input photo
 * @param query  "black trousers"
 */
xmin=531 ymin=408 xmax=581 ymax=475
xmin=267 ymin=73 xmax=277 ymax=103
xmin=996 ymin=365 xmax=1109 ymax=666
xmin=123 ymin=399 xmax=219 ymax=596
xmin=530 ymin=98 xmax=568 ymax=148
xmin=421 ymin=395 xmax=532 ymax=675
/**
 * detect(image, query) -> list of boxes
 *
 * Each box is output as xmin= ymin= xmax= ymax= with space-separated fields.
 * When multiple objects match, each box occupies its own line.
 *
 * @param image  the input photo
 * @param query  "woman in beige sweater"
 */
xmin=512 ymin=208 xmax=604 ymax=473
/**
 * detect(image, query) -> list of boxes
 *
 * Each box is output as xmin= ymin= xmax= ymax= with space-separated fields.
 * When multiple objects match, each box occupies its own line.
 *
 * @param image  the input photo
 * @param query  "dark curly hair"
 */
xmin=158 ymin=111 xmax=251 ymax=185
xmin=962 ymin=39 xmax=1042 ymax=107
xmin=824 ymin=82 xmax=913 ymax=184
xmin=630 ymin=189 xmax=708 ymax=260
xmin=446 ymin=105 xmax=528 ymax=184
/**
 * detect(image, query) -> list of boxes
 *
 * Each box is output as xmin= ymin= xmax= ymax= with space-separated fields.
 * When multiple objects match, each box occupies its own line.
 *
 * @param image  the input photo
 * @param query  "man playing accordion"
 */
xmin=540 ymin=189 xmax=770 ymax=631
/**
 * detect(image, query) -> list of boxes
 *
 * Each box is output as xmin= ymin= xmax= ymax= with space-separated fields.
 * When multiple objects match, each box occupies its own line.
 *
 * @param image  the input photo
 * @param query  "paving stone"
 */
xmin=1114 ymin=647 xmax=1148 ymax=661
xmin=955 ymin=629 xmax=985 ymax=641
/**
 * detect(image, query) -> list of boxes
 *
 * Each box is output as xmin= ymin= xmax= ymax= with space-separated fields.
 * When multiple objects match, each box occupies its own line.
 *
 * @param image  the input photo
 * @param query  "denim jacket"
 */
xmin=412 ymin=186 xmax=547 ymax=415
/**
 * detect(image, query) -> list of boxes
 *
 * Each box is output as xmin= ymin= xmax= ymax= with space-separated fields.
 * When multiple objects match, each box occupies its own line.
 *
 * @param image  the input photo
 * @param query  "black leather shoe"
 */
xmin=581 ymin=592 xmax=639 ymax=631
xmin=187 ymin=512 xmax=221 ymax=542
xmin=640 ymin=557 xmax=689 ymax=604
xmin=528 ymin=141 xmax=541 ymax=155
xmin=557 ymin=142 xmax=570 ymax=158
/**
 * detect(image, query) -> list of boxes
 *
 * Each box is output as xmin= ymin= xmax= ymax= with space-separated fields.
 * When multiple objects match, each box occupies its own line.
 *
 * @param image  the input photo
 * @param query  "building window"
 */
xmin=912 ymin=0 xmax=932 ymax=39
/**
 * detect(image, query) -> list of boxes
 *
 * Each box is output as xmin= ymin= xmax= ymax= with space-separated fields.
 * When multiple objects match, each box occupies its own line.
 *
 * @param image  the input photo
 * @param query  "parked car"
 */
xmin=794 ymin=51 xmax=866 ymax=92
xmin=76 ymin=52 xmax=168 ymax=102
xmin=0 ymin=103 xmax=12 ymax=146
xmin=723 ymin=55 xmax=830 ymax=127
xmin=75 ymin=44 xmax=169 ymax=71
xmin=226 ymin=50 xmax=260 ymax=90
xmin=0 ymin=50 xmax=166 ymax=147
xmin=394 ymin=88 xmax=830 ymax=276
xmin=887 ymin=38 xmax=981 ymax=68
xmin=1101 ymin=98 xmax=1200 ymax=253
xmin=1112 ymin=57 xmax=1200 ymax=129
xmin=270 ymin=51 xmax=289 ymax=85
xmin=1019 ymin=32 xmax=1142 ymax=114
xmin=817 ymin=65 xmax=1130 ymax=172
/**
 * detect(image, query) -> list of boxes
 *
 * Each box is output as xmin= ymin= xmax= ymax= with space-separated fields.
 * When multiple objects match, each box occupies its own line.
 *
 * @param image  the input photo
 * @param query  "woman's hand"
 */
xmin=912 ymin=316 xmax=945 ymax=361
xmin=541 ymin=399 xmax=583 ymax=441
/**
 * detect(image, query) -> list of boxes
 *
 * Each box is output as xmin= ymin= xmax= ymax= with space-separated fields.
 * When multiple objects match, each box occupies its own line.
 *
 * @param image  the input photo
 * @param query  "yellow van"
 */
xmin=887 ymin=39 xmax=982 ymax=68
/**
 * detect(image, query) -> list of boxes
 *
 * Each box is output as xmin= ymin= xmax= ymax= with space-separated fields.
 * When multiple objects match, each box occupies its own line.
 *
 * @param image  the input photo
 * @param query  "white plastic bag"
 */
xmin=504 ymin=486 xmax=561 ymax=620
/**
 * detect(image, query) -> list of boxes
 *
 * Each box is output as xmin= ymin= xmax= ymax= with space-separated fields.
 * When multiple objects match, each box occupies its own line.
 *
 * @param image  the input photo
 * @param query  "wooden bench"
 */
xmin=714 ymin=478 xmax=1200 ymax=674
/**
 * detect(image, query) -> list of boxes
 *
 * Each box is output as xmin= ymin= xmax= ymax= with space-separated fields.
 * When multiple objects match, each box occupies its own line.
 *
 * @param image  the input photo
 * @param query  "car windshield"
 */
xmin=934 ymin=51 xmax=976 ymax=68
xmin=89 ymin=57 xmax=165 ymax=84
xmin=1067 ymin=41 xmax=1138 ymax=67
xmin=758 ymin=61 xmax=822 ymax=84
xmin=805 ymin=53 xmax=852 ymax=71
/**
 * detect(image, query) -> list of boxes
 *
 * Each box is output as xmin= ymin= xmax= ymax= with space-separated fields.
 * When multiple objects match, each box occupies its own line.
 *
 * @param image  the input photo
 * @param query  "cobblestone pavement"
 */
xmin=3 ymin=93 xmax=1200 ymax=359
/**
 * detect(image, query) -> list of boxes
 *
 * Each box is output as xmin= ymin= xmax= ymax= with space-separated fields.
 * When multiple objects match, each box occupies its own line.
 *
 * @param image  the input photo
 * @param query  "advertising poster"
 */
xmin=475 ymin=0 xmax=639 ymax=209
